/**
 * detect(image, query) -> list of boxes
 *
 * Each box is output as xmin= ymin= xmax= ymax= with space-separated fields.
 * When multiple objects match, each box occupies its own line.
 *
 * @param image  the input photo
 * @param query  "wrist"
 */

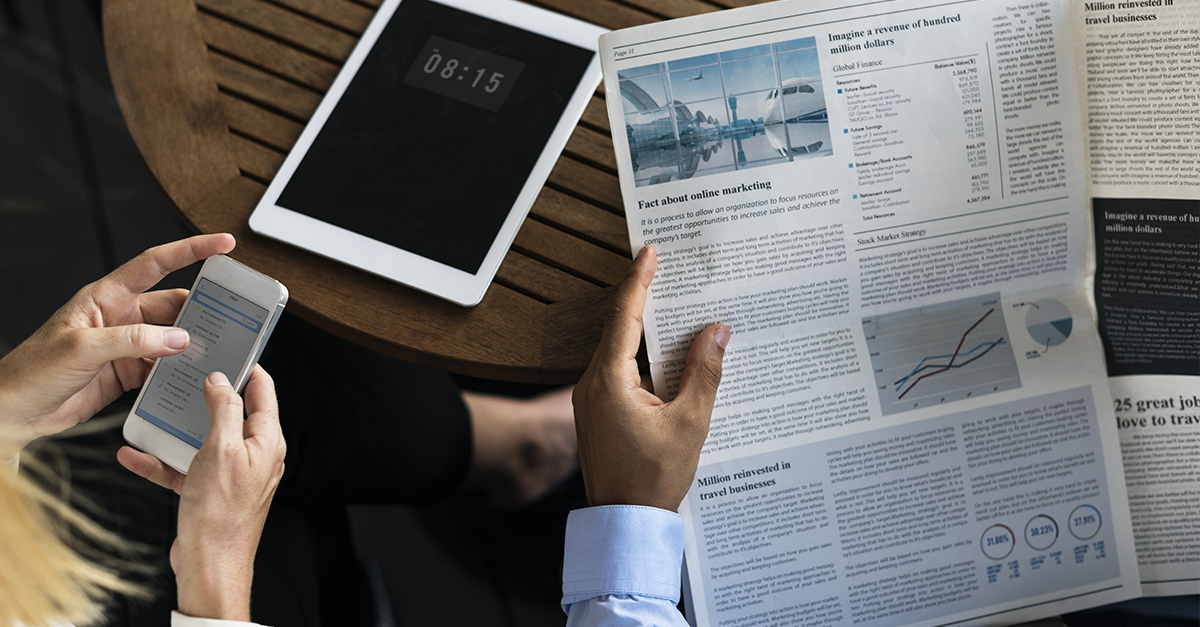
xmin=0 ymin=425 xmax=37 ymax=456
xmin=0 ymin=384 xmax=42 ymax=453
xmin=175 ymin=553 xmax=254 ymax=621
xmin=583 ymin=476 xmax=686 ymax=512
xmin=0 ymin=387 xmax=21 ymax=448
xmin=588 ymin=494 xmax=681 ymax=512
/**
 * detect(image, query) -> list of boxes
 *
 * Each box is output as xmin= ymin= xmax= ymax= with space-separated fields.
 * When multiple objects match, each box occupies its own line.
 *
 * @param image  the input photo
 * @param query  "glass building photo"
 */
xmin=618 ymin=37 xmax=832 ymax=188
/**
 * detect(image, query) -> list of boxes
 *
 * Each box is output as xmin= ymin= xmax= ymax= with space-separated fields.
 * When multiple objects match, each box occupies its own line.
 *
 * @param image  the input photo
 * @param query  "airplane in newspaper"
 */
xmin=763 ymin=77 xmax=829 ymax=157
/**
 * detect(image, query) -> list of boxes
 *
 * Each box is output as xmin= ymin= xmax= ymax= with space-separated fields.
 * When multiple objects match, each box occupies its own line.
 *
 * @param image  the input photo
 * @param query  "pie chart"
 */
xmin=1026 ymin=299 xmax=1073 ymax=348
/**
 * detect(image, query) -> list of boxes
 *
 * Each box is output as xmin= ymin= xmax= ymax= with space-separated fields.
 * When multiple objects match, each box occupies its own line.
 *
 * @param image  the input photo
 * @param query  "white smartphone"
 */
xmin=123 ymin=255 xmax=288 ymax=474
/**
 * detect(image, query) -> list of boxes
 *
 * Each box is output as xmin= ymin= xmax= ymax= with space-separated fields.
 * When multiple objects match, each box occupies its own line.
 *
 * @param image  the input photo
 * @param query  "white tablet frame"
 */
xmin=249 ymin=0 xmax=606 ymax=307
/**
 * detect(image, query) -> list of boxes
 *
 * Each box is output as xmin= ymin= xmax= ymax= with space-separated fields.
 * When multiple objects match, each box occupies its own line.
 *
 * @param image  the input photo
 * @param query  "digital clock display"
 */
xmin=275 ymin=0 xmax=595 ymax=274
xmin=403 ymin=36 xmax=525 ymax=112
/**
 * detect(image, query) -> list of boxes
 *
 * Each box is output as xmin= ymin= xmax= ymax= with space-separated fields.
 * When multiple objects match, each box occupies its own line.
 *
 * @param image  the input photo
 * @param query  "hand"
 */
xmin=118 ymin=367 xmax=286 ymax=621
xmin=0 ymin=234 xmax=236 ymax=450
xmin=572 ymin=246 xmax=729 ymax=512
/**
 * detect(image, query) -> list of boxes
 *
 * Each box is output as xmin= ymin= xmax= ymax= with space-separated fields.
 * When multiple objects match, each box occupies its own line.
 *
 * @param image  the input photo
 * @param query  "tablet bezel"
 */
xmin=248 ymin=0 xmax=605 ymax=306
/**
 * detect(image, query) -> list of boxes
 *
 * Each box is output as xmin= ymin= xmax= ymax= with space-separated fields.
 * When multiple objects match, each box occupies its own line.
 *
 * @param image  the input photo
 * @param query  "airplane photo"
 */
xmin=764 ymin=77 xmax=829 ymax=157
xmin=618 ymin=36 xmax=832 ymax=186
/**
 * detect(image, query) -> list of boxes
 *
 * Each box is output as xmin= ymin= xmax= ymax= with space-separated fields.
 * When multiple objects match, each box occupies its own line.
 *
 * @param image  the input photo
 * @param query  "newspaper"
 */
xmin=1073 ymin=0 xmax=1200 ymax=597
xmin=597 ymin=0 xmax=1157 ymax=624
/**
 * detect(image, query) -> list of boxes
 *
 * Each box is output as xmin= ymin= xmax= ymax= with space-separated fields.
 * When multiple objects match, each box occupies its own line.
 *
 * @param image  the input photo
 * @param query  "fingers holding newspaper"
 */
xmin=573 ymin=245 xmax=731 ymax=513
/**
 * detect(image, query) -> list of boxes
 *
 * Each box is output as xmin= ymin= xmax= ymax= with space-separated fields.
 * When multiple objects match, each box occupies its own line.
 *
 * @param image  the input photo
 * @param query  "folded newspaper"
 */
xmin=597 ymin=0 xmax=1198 ymax=624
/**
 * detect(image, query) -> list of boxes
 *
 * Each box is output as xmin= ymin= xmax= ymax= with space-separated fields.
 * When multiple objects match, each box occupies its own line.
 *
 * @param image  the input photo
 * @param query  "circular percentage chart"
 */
xmin=1025 ymin=299 xmax=1073 ymax=349
xmin=1069 ymin=505 xmax=1102 ymax=540
xmin=1025 ymin=515 xmax=1059 ymax=551
xmin=981 ymin=524 xmax=1016 ymax=560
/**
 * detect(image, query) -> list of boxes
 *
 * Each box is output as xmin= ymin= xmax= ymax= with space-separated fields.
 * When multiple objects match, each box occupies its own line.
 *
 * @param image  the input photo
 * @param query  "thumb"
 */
xmin=669 ymin=324 xmax=730 ymax=420
xmin=74 ymin=324 xmax=190 ymax=367
xmin=203 ymin=371 xmax=244 ymax=448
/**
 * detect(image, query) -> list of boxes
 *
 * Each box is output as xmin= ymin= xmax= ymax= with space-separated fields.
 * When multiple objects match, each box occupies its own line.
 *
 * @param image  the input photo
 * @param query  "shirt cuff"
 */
xmin=562 ymin=505 xmax=685 ymax=609
xmin=171 ymin=610 xmax=269 ymax=627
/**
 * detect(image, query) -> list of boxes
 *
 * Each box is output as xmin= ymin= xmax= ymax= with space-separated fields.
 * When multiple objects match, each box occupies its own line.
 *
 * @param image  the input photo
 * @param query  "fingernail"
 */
xmin=634 ymin=246 xmax=648 ymax=262
xmin=165 ymin=329 xmax=189 ymax=350
xmin=714 ymin=326 xmax=731 ymax=349
xmin=208 ymin=372 xmax=230 ymax=387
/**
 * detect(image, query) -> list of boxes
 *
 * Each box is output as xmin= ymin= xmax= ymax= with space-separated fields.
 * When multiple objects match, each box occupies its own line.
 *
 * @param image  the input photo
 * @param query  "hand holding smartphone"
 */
xmin=124 ymin=255 xmax=288 ymax=474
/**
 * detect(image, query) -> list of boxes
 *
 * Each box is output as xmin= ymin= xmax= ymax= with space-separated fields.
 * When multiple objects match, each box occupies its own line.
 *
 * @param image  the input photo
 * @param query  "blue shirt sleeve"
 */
xmin=562 ymin=505 xmax=691 ymax=627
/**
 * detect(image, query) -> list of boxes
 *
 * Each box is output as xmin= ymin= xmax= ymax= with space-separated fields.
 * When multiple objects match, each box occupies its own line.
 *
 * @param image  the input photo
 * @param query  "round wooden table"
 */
xmin=102 ymin=0 xmax=755 ymax=382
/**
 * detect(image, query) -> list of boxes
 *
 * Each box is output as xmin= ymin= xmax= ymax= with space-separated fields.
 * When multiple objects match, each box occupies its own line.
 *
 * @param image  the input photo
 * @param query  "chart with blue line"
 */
xmin=864 ymin=292 xmax=1022 ymax=416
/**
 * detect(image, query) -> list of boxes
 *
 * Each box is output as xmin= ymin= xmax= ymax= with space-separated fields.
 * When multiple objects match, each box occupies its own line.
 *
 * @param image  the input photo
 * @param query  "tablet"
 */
xmin=249 ymin=0 xmax=605 ymax=306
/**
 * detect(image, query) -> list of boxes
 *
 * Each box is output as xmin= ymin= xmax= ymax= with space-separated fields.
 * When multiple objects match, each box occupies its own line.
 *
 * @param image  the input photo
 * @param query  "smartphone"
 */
xmin=123 ymin=255 xmax=288 ymax=474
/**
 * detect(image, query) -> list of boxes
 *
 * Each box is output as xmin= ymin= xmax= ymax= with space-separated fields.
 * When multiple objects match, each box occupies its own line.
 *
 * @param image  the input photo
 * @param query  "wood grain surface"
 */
xmin=103 ymin=0 xmax=772 ymax=382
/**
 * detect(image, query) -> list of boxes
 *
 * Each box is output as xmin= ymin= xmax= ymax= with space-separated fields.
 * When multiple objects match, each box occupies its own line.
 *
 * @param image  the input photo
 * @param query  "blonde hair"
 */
xmin=0 ymin=441 xmax=147 ymax=627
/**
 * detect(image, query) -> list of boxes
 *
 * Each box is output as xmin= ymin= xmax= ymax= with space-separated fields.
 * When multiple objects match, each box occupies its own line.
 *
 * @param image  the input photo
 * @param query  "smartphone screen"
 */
xmin=134 ymin=278 xmax=269 ymax=448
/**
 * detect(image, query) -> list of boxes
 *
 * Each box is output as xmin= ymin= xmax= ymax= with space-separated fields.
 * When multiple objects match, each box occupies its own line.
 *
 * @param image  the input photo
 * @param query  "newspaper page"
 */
xmin=1073 ymin=0 xmax=1200 ymax=596
xmin=598 ymin=0 xmax=1145 ymax=625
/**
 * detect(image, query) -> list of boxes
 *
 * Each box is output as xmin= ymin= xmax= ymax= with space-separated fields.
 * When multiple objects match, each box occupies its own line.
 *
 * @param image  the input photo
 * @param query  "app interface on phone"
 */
xmin=135 ymin=278 xmax=268 ymax=448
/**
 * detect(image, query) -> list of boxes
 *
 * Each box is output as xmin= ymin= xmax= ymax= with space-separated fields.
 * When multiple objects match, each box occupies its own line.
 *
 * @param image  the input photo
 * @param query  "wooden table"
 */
xmin=103 ymin=0 xmax=762 ymax=383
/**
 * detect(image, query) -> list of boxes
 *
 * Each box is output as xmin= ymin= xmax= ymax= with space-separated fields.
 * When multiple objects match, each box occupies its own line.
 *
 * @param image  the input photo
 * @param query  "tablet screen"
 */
xmin=275 ymin=0 xmax=596 ymax=274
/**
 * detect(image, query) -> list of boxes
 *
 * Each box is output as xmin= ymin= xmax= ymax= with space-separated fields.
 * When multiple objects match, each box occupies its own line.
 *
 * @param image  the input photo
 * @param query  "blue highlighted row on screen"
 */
xmin=192 ymin=290 xmax=263 ymax=332
xmin=136 ymin=408 xmax=204 ymax=449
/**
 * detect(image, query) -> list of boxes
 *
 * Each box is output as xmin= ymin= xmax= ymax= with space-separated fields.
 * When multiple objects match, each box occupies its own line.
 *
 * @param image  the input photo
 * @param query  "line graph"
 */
xmin=864 ymin=293 xmax=1022 ymax=416
xmin=896 ymin=308 xmax=999 ymax=399
xmin=895 ymin=335 xmax=1008 ymax=395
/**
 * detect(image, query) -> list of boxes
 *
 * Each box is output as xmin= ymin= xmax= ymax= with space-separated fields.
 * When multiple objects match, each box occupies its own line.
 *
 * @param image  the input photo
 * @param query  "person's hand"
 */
xmin=118 ymin=367 xmax=286 ymax=621
xmin=572 ymin=246 xmax=729 ymax=512
xmin=0 ymin=234 xmax=236 ymax=450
